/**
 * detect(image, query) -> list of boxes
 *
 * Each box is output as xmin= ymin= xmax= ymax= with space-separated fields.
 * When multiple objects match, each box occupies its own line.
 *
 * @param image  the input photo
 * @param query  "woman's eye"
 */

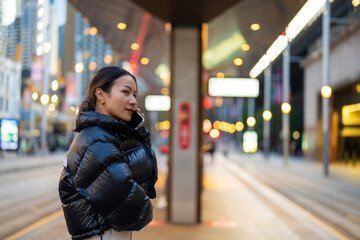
xmin=122 ymin=90 xmax=129 ymax=94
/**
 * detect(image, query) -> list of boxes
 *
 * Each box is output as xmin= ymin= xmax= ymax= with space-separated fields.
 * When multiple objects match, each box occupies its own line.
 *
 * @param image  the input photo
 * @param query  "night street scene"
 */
xmin=0 ymin=0 xmax=360 ymax=239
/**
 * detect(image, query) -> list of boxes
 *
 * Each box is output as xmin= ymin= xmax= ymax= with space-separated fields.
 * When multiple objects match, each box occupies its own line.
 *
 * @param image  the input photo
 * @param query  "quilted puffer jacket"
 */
xmin=58 ymin=111 xmax=158 ymax=239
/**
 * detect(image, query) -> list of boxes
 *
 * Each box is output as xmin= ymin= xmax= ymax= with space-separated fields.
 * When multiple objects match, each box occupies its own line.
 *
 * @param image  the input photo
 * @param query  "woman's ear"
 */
xmin=95 ymin=88 xmax=105 ymax=105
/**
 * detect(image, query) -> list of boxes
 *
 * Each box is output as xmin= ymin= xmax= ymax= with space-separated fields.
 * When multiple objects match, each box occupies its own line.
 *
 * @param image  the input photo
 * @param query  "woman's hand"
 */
xmin=136 ymin=108 xmax=145 ymax=119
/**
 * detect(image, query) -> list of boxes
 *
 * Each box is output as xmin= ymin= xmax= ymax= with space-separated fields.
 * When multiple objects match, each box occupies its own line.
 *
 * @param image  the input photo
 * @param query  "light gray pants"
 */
xmin=86 ymin=229 xmax=132 ymax=240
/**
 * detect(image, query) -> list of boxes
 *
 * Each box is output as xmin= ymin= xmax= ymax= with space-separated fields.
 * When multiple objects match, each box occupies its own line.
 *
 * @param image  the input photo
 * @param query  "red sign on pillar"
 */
xmin=179 ymin=102 xmax=191 ymax=149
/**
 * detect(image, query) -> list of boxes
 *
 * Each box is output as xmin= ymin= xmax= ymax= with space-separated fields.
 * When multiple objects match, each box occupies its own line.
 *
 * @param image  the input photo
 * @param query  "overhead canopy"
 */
xmin=130 ymin=0 xmax=241 ymax=24
xmin=68 ymin=0 xmax=305 ymax=93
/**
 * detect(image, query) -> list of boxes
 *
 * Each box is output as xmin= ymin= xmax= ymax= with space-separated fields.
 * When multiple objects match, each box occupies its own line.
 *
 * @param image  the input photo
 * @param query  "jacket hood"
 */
xmin=75 ymin=111 xmax=135 ymax=134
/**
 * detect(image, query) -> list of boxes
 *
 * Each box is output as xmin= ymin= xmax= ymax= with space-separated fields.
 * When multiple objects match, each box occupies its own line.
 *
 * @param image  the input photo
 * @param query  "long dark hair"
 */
xmin=78 ymin=66 xmax=136 ymax=113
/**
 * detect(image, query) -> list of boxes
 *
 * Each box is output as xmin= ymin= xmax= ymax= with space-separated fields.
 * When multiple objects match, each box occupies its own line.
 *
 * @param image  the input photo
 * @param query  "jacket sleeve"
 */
xmin=74 ymin=140 xmax=153 ymax=231
xmin=136 ymin=126 xmax=158 ymax=199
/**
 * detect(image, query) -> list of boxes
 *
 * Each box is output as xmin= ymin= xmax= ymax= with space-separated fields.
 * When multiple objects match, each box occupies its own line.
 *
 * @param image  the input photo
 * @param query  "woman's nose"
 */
xmin=129 ymin=95 xmax=137 ymax=106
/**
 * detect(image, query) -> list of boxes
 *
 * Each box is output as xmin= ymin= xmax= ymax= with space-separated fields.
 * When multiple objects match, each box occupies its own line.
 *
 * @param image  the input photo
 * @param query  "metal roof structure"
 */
xmin=68 ymin=0 xmax=306 ymax=94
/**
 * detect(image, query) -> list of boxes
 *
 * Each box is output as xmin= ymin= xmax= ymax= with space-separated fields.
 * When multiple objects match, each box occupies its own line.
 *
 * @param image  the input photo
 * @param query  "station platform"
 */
xmin=0 ymin=148 xmax=359 ymax=239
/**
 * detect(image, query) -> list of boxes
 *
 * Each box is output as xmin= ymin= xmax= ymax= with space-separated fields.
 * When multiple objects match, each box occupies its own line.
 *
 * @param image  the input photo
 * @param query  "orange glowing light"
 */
xmin=104 ymin=55 xmax=113 ymax=64
xmin=217 ymin=72 xmax=225 ymax=78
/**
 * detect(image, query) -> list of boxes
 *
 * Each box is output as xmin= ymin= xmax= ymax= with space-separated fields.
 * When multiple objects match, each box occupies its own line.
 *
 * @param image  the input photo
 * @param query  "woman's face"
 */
xmin=102 ymin=75 xmax=137 ymax=122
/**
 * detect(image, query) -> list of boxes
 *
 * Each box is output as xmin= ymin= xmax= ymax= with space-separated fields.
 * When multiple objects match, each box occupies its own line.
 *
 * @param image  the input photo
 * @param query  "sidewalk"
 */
xmin=0 ymin=152 xmax=63 ymax=174
xmin=133 ymin=151 xmax=356 ymax=240
xmin=2 ymin=149 xmax=359 ymax=239
xmin=225 ymin=148 xmax=360 ymax=239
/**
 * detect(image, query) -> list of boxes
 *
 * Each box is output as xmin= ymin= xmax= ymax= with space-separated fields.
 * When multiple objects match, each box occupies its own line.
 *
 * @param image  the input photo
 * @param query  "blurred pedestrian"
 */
xmin=202 ymin=141 xmax=216 ymax=164
xmin=58 ymin=66 xmax=158 ymax=240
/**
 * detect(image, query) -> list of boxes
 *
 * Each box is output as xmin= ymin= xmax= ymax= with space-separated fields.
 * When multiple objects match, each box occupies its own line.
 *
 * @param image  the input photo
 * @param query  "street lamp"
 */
xmin=247 ymin=117 xmax=256 ymax=127
xmin=32 ymin=92 xmax=39 ymax=101
xmin=51 ymin=80 xmax=58 ymax=91
xmin=321 ymin=86 xmax=332 ymax=98
xmin=40 ymin=94 xmax=50 ymax=105
xmin=51 ymin=94 xmax=58 ymax=103
xmin=75 ymin=63 xmax=84 ymax=73
xmin=263 ymin=110 xmax=272 ymax=121
xmin=235 ymin=121 xmax=244 ymax=131
xmin=281 ymin=103 xmax=291 ymax=114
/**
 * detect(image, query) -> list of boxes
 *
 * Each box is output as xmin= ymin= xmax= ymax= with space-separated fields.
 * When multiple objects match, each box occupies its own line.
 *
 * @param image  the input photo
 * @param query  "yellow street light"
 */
xmin=235 ymin=121 xmax=244 ymax=131
xmin=75 ymin=63 xmax=84 ymax=73
xmin=229 ymin=124 xmax=236 ymax=133
xmin=234 ymin=58 xmax=243 ymax=66
xmin=251 ymin=23 xmax=260 ymax=31
xmin=131 ymin=43 xmax=140 ymax=50
xmin=241 ymin=44 xmax=250 ymax=51
xmin=51 ymin=94 xmax=58 ymax=103
xmin=40 ymin=94 xmax=50 ymax=105
xmin=140 ymin=57 xmax=150 ymax=65
xmin=247 ymin=117 xmax=256 ymax=127
xmin=263 ymin=110 xmax=272 ymax=121
xmin=51 ymin=80 xmax=58 ymax=91
xmin=353 ymin=0 xmax=360 ymax=7
xmin=117 ymin=22 xmax=127 ymax=30
xmin=32 ymin=92 xmax=39 ymax=101
xmin=281 ymin=103 xmax=291 ymax=114
xmin=216 ymin=72 xmax=225 ymax=78
xmin=321 ymin=86 xmax=332 ymax=98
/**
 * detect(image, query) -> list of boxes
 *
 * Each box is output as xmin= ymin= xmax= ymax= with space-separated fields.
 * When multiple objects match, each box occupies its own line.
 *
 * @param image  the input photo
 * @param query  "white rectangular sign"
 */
xmin=208 ymin=77 xmax=259 ymax=97
xmin=145 ymin=95 xmax=171 ymax=111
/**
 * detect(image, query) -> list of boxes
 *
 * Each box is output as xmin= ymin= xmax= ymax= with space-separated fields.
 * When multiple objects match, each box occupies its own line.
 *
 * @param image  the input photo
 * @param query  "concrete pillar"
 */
xmin=169 ymin=25 xmax=201 ymax=224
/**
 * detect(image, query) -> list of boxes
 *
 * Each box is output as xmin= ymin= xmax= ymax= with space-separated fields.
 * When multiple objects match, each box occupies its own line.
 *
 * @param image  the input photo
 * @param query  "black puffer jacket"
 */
xmin=58 ymin=111 xmax=158 ymax=239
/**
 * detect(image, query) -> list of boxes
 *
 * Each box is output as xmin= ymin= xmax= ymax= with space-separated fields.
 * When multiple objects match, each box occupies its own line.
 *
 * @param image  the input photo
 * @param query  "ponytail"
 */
xmin=78 ymin=96 xmax=96 ymax=114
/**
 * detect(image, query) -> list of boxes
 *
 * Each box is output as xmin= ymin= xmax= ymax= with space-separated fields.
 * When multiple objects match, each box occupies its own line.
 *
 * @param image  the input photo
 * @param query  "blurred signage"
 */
xmin=208 ymin=78 xmax=259 ymax=97
xmin=243 ymin=131 xmax=258 ymax=153
xmin=31 ymin=56 xmax=43 ymax=85
xmin=179 ymin=102 xmax=191 ymax=150
xmin=145 ymin=95 xmax=171 ymax=111
xmin=342 ymin=103 xmax=360 ymax=125
xmin=65 ymin=72 xmax=77 ymax=109
xmin=0 ymin=118 xmax=19 ymax=151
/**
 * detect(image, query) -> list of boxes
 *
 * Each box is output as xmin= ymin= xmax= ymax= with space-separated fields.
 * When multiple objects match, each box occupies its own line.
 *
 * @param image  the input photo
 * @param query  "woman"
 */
xmin=59 ymin=66 xmax=157 ymax=240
